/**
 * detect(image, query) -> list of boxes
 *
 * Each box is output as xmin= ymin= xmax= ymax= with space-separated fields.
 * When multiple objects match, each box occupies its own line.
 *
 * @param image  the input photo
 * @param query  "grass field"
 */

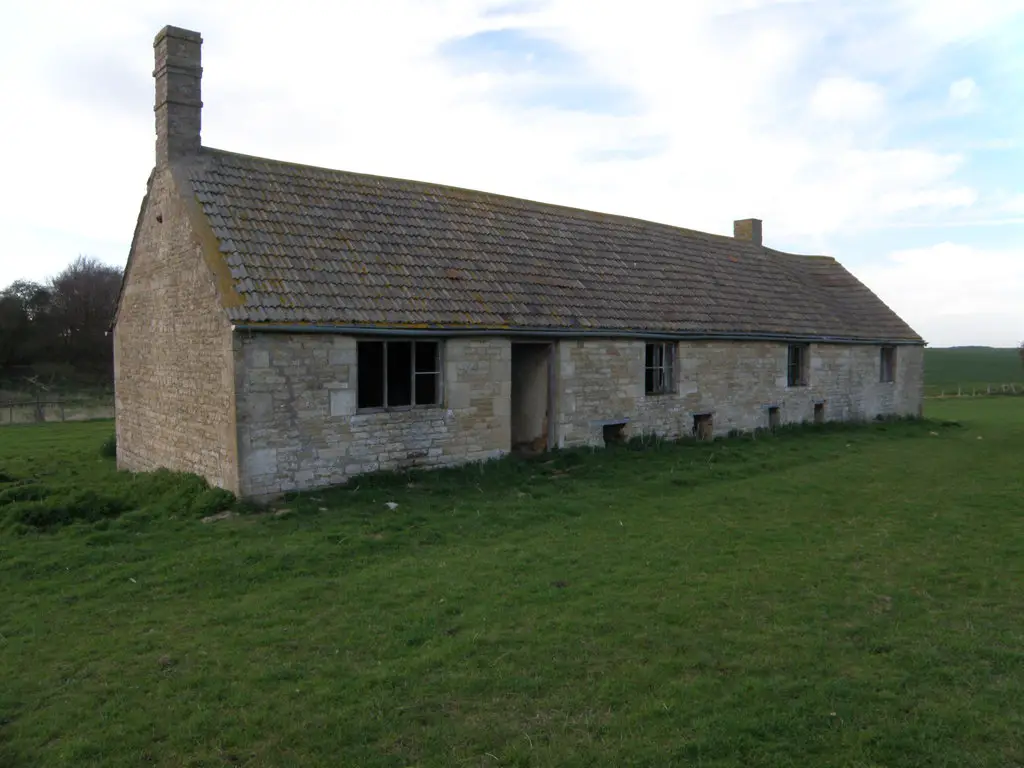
xmin=924 ymin=346 xmax=1024 ymax=395
xmin=2 ymin=402 xmax=1024 ymax=766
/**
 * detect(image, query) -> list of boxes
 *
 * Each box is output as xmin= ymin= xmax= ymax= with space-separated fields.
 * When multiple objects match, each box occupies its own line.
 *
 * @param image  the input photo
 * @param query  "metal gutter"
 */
xmin=230 ymin=323 xmax=925 ymax=346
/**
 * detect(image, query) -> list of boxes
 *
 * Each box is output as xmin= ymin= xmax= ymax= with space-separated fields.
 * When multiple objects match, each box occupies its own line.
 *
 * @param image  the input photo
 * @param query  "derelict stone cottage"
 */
xmin=113 ymin=25 xmax=925 ymax=498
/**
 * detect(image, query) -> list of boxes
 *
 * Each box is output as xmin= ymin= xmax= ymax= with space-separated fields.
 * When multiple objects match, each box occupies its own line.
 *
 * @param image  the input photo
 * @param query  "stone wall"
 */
xmin=234 ymin=335 xmax=510 ymax=498
xmin=234 ymin=333 xmax=921 ymax=496
xmin=556 ymin=339 xmax=924 ymax=447
xmin=113 ymin=167 xmax=239 ymax=491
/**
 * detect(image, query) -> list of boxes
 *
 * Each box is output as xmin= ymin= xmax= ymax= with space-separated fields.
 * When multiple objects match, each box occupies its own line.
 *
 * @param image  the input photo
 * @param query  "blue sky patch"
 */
xmin=439 ymin=28 xmax=641 ymax=116
xmin=480 ymin=0 xmax=547 ymax=18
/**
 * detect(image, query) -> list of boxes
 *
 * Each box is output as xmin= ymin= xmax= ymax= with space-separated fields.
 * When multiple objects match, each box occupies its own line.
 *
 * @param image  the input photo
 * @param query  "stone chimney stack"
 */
xmin=733 ymin=218 xmax=763 ymax=246
xmin=153 ymin=26 xmax=203 ymax=166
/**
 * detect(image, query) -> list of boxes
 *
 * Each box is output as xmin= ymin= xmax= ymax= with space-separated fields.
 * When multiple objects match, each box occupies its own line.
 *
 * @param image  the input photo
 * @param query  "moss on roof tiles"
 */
xmin=182 ymin=147 xmax=922 ymax=341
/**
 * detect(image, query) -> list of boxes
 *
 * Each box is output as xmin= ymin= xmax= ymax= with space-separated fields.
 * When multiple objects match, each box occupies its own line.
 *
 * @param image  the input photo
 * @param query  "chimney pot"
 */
xmin=153 ymin=26 xmax=203 ymax=166
xmin=733 ymin=218 xmax=763 ymax=246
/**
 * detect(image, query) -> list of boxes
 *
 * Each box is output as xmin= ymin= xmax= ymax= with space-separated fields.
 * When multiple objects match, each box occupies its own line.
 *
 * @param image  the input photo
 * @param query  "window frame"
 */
xmin=880 ymin=345 xmax=896 ymax=383
xmin=787 ymin=343 xmax=809 ymax=388
xmin=356 ymin=338 xmax=444 ymax=412
xmin=644 ymin=341 xmax=676 ymax=395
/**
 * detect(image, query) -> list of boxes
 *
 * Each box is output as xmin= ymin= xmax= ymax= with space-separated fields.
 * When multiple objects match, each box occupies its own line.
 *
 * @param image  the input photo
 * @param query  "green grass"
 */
xmin=924 ymin=346 xmax=1024 ymax=395
xmin=2 ymin=405 xmax=1023 ymax=766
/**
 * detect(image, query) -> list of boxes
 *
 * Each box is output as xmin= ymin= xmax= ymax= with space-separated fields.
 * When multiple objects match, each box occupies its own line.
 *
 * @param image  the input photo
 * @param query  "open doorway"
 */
xmin=511 ymin=342 xmax=552 ymax=454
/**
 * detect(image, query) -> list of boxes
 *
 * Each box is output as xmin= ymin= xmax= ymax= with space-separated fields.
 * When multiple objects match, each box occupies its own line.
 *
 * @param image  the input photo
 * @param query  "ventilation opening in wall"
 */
xmin=603 ymin=422 xmax=627 ymax=446
xmin=768 ymin=406 xmax=781 ymax=430
xmin=814 ymin=402 xmax=825 ymax=424
xmin=693 ymin=413 xmax=713 ymax=441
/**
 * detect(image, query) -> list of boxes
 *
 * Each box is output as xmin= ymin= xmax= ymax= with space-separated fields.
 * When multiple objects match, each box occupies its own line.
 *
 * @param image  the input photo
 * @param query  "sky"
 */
xmin=2 ymin=0 xmax=1023 ymax=347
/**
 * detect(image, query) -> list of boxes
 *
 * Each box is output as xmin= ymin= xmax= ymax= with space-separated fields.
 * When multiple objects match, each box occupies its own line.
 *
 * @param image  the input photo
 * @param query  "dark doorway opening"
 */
xmin=603 ymin=422 xmax=627 ymax=446
xmin=511 ymin=343 xmax=552 ymax=454
xmin=693 ymin=413 xmax=714 ymax=441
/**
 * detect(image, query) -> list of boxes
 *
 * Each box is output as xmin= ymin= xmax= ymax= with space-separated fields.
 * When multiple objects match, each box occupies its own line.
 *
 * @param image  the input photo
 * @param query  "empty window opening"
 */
xmin=693 ymin=413 xmax=713 ymax=441
xmin=787 ymin=344 xmax=809 ymax=387
xmin=768 ymin=406 xmax=781 ymax=430
xmin=603 ymin=422 xmax=627 ymax=446
xmin=357 ymin=340 xmax=440 ymax=409
xmin=645 ymin=342 xmax=675 ymax=395
xmin=814 ymin=402 xmax=825 ymax=424
xmin=414 ymin=341 xmax=440 ymax=403
xmin=880 ymin=346 xmax=896 ymax=383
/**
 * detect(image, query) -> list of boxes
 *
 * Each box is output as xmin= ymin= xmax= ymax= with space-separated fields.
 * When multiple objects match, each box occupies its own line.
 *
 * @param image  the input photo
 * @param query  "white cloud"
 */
xmin=854 ymin=242 xmax=1024 ymax=346
xmin=809 ymin=77 xmax=886 ymax=122
xmin=948 ymin=76 xmax=979 ymax=111
xmin=1000 ymin=193 xmax=1024 ymax=214
xmin=899 ymin=0 xmax=1024 ymax=45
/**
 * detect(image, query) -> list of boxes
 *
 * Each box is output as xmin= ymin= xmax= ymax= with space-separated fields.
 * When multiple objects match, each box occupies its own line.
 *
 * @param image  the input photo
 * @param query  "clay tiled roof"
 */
xmin=183 ymin=148 xmax=922 ymax=342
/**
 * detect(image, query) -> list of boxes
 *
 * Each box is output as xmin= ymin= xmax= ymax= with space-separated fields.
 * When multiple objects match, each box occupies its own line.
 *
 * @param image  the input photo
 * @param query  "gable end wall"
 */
xmin=113 ymin=167 xmax=239 ymax=491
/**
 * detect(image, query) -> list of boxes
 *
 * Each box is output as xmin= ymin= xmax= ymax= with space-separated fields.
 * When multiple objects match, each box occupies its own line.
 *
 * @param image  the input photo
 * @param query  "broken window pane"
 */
xmin=787 ymin=344 xmax=808 ymax=387
xmin=356 ymin=339 xmax=441 ymax=409
xmin=415 ymin=341 xmax=438 ymax=372
xmin=415 ymin=373 xmax=437 ymax=405
xmin=387 ymin=341 xmax=413 ymax=407
xmin=880 ymin=346 xmax=896 ymax=383
xmin=357 ymin=341 xmax=385 ymax=409
xmin=645 ymin=342 xmax=674 ymax=394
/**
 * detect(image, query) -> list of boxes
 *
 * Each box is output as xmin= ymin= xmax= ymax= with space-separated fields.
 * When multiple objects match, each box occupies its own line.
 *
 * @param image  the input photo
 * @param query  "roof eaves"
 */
xmin=230 ymin=321 xmax=925 ymax=345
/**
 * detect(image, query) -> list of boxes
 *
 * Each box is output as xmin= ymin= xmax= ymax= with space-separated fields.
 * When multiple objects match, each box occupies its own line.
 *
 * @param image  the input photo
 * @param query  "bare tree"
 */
xmin=1 ymin=255 xmax=123 ymax=386
xmin=46 ymin=256 xmax=122 ymax=372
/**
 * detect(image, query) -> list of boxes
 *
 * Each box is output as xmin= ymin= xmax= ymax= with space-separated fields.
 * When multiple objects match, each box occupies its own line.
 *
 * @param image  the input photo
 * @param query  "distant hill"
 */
xmin=924 ymin=347 xmax=1024 ymax=393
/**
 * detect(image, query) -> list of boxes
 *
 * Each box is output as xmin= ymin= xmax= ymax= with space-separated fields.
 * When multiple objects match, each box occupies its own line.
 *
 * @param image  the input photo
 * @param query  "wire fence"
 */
xmin=925 ymin=382 xmax=1024 ymax=399
xmin=0 ymin=396 xmax=115 ymax=426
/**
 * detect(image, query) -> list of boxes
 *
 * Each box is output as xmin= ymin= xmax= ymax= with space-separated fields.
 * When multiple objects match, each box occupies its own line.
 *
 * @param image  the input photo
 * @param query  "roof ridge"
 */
xmin=198 ymin=146 xmax=822 ymax=259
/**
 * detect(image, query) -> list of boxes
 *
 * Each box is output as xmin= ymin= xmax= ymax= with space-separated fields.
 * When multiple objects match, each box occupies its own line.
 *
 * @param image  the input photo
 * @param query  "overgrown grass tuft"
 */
xmin=0 ymin=426 xmax=235 ymax=533
xmin=10 ymin=488 xmax=130 ymax=530
xmin=99 ymin=432 xmax=117 ymax=458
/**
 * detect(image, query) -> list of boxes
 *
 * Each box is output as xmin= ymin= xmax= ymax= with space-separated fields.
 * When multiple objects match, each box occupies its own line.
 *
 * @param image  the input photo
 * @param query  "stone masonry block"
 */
xmin=329 ymin=389 xmax=357 ymax=417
